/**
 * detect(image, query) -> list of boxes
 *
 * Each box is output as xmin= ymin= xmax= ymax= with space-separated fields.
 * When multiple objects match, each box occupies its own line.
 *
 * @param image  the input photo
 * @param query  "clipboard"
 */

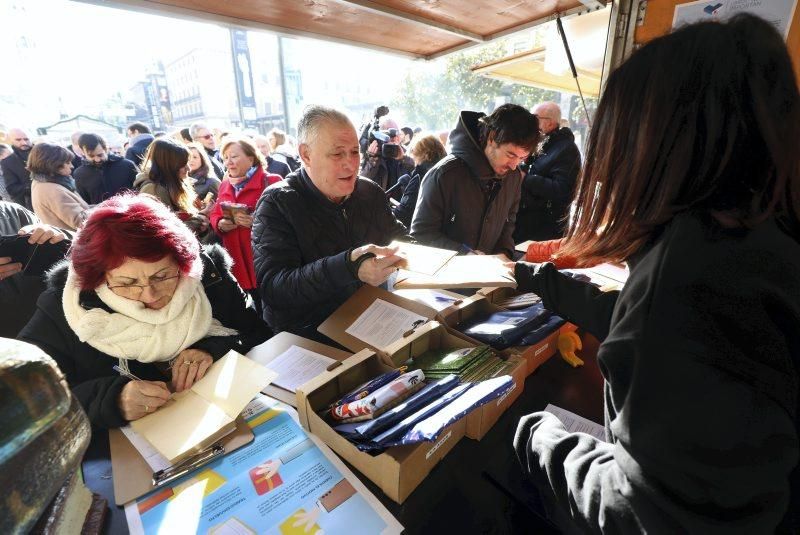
xmin=109 ymin=415 xmax=254 ymax=505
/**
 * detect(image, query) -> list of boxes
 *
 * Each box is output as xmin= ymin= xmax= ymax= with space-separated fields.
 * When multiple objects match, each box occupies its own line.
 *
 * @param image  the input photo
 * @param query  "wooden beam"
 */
xmin=424 ymin=4 xmax=602 ymax=60
xmin=332 ymin=0 xmax=485 ymax=43
xmin=71 ymin=0 xmax=427 ymax=59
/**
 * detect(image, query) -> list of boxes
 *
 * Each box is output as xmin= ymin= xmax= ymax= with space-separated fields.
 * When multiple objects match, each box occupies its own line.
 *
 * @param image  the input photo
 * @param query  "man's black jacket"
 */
xmin=252 ymin=168 xmax=409 ymax=335
xmin=1 ymin=147 xmax=32 ymax=208
xmin=514 ymin=126 xmax=581 ymax=242
xmin=74 ymin=154 xmax=137 ymax=204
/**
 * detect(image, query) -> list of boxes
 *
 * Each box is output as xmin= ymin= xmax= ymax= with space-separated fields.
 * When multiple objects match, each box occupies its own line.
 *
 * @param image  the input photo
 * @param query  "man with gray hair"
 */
xmin=513 ymin=101 xmax=581 ymax=242
xmin=190 ymin=122 xmax=225 ymax=179
xmin=252 ymin=105 xmax=408 ymax=339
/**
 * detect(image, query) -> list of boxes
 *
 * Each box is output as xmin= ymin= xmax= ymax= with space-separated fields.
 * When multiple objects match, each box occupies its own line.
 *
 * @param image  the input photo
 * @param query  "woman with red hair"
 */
xmin=19 ymin=194 xmax=270 ymax=428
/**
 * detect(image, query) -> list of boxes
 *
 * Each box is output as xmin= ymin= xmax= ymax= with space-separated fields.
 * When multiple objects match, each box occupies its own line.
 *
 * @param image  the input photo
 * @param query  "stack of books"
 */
xmin=408 ymin=346 xmax=506 ymax=382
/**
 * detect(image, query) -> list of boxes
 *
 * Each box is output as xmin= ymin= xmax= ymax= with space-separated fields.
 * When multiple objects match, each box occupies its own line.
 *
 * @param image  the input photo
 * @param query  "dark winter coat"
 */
xmin=266 ymin=156 xmax=291 ymax=178
xmin=410 ymin=111 xmax=522 ymax=257
xmin=74 ymin=154 xmax=138 ymax=204
xmin=0 ymin=147 xmax=32 ymax=208
xmin=191 ymin=173 xmax=221 ymax=202
xmin=514 ymin=127 xmax=581 ymax=242
xmin=361 ymin=153 xmax=415 ymax=194
xmin=205 ymin=147 xmax=225 ymax=180
xmin=0 ymin=201 xmax=58 ymax=338
xmin=513 ymin=211 xmax=800 ymax=533
xmin=252 ymin=168 xmax=409 ymax=335
xmin=18 ymin=245 xmax=271 ymax=429
xmin=392 ymin=161 xmax=434 ymax=229
xmin=125 ymin=134 xmax=154 ymax=168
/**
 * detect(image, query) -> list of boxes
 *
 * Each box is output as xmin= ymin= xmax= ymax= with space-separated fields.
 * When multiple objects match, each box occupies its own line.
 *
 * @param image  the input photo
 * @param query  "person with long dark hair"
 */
xmin=512 ymin=15 xmax=800 ymax=532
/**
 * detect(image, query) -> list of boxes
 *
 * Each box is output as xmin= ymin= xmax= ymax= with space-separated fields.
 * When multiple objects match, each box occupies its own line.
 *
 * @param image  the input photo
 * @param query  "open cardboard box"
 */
xmin=296 ymin=349 xmax=465 ymax=504
xmin=318 ymin=285 xmax=449 ymax=367
xmin=439 ymin=294 xmax=560 ymax=377
xmin=246 ymin=332 xmax=352 ymax=407
xmin=319 ymin=286 xmax=528 ymax=440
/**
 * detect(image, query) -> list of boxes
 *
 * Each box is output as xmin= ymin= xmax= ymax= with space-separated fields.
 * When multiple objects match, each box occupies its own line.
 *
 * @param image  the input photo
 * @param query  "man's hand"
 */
xmin=0 ymin=257 xmax=22 ymax=281
xmin=19 ymin=223 xmax=68 ymax=244
xmin=171 ymin=349 xmax=213 ymax=392
xmin=233 ymin=212 xmax=254 ymax=228
xmin=217 ymin=218 xmax=237 ymax=233
xmin=118 ymin=380 xmax=171 ymax=421
xmin=367 ymin=140 xmax=379 ymax=157
xmin=351 ymin=244 xmax=403 ymax=286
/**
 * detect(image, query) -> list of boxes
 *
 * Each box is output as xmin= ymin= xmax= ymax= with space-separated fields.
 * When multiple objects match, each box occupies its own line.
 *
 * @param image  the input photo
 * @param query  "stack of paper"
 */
xmin=391 ymin=241 xmax=516 ymax=289
xmin=131 ymin=351 xmax=276 ymax=464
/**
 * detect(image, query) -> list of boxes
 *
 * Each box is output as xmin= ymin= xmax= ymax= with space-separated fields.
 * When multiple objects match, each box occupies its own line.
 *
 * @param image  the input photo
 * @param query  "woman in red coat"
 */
xmin=210 ymin=137 xmax=282 ymax=307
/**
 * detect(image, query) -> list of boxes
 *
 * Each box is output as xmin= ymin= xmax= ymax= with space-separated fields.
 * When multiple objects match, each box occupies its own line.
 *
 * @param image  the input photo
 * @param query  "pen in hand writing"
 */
xmin=113 ymin=364 xmax=143 ymax=382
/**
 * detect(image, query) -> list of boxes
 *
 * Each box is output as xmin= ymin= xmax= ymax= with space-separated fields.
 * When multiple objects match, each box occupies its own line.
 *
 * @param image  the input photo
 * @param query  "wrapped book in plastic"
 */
xmin=457 ymin=302 xmax=561 ymax=349
xmin=329 ymin=366 xmax=513 ymax=453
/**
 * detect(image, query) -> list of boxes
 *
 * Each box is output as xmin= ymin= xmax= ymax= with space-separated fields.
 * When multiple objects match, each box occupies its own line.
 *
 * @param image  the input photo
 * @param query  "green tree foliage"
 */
xmin=391 ymin=40 xmax=560 ymax=132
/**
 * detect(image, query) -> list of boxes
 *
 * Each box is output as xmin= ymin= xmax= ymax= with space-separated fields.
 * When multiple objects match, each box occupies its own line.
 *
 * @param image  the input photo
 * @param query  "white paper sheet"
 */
xmin=265 ymin=345 xmax=336 ymax=393
xmin=345 ymin=298 xmax=427 ymax=350
xmin=120 ymin=425 xmax=172 ymax=472
xmin=544 ymin=404 xmax=607 ymax=442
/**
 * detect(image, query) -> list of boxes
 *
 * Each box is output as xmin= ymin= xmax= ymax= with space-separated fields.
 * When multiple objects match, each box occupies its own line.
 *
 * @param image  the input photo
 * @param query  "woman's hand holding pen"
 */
xmin=118 ymin=380 xmax=171 ymax=421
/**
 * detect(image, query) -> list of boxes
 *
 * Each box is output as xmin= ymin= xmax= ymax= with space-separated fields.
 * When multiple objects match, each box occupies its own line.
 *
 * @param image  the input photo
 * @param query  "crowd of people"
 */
xmin=1 ymin=13 xmax=799 ymax=533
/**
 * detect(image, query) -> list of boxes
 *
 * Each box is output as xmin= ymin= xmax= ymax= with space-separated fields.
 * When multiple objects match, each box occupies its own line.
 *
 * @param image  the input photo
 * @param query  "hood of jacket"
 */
xmin=450 ymin=111 xmax=516 ymax=180
xmin=448 ymin=111 xmax=507 ymax=182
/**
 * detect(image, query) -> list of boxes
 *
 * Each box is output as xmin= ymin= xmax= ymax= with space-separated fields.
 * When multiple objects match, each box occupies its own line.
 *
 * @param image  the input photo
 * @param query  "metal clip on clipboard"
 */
xmin=152 ymin=443 xmax=225 ymax=487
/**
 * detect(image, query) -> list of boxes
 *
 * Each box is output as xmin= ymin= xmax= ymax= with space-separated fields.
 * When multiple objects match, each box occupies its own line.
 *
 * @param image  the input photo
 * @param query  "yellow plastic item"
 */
xmin=558 ymin=331 xmax=584 ymax=368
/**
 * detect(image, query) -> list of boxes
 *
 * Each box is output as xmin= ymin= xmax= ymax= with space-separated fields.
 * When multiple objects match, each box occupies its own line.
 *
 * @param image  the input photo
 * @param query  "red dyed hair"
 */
xmin=70 ymin=193 xmax=200 ymax=290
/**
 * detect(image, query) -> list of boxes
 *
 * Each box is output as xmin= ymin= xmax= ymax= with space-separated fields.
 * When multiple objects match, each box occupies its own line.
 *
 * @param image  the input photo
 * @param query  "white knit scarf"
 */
xmin=62 ymin=260 xmax=237 ymax=364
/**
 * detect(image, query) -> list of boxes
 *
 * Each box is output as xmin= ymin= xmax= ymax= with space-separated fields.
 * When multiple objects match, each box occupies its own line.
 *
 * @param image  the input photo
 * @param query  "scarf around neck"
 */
xmin=32 ymin=173 xmax=77 ymax=192
xmin=61 ymin=260 xmax=237 ymax=363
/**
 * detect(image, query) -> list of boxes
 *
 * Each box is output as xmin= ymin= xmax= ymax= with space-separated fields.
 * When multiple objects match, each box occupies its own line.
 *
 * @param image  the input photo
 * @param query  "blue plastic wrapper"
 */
xmin=515 ymin=313 xmax=565 ymax=346
xmin=332 ymin=368 xmax=404 ymax=408
xmin=348 ymin=375 xmax=513 ymax=452
xmin=459 ymin=303 xmax=552 ymax=349
xmin=350 ymin=374 xmax=462 ymax=440
xmin=383 ymin=375 xmax=514 ymax=447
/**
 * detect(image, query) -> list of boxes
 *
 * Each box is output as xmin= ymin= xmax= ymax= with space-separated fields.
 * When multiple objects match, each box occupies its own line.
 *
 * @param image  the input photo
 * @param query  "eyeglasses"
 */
xmin=107 ymin=274 xmax=180 ymax=297
xmin=195 ymin=134 xmax=214 ymax=141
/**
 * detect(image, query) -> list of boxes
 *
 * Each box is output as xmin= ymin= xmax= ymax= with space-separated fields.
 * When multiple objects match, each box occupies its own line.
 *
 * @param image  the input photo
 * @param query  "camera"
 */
xmin=371 ymin=130 xmax=403 ymax=160
xmin=358 ymin=105 xmax=401 ymax=163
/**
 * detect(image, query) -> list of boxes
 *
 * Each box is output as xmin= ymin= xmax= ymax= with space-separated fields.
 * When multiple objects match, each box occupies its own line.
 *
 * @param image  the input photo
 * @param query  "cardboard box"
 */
xmin=319 ymin=286 xmax=528 ymax=440
xmin=296 ymin=349 xmax=465 ymax=504
xmin=318 ymin=285 xmax=458 ymax=367
xmin=246 ymin=332 xmax=352 ymax=407
xmin=439 ymin=294 xmax=559 ymax=376
xmin=464 ymin=355 xmax=526 ymax=440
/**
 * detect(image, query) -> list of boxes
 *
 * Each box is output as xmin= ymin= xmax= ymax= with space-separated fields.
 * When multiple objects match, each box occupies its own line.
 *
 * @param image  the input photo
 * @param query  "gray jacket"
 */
xmin=410 ymin=111 xmax=521 ymax=257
